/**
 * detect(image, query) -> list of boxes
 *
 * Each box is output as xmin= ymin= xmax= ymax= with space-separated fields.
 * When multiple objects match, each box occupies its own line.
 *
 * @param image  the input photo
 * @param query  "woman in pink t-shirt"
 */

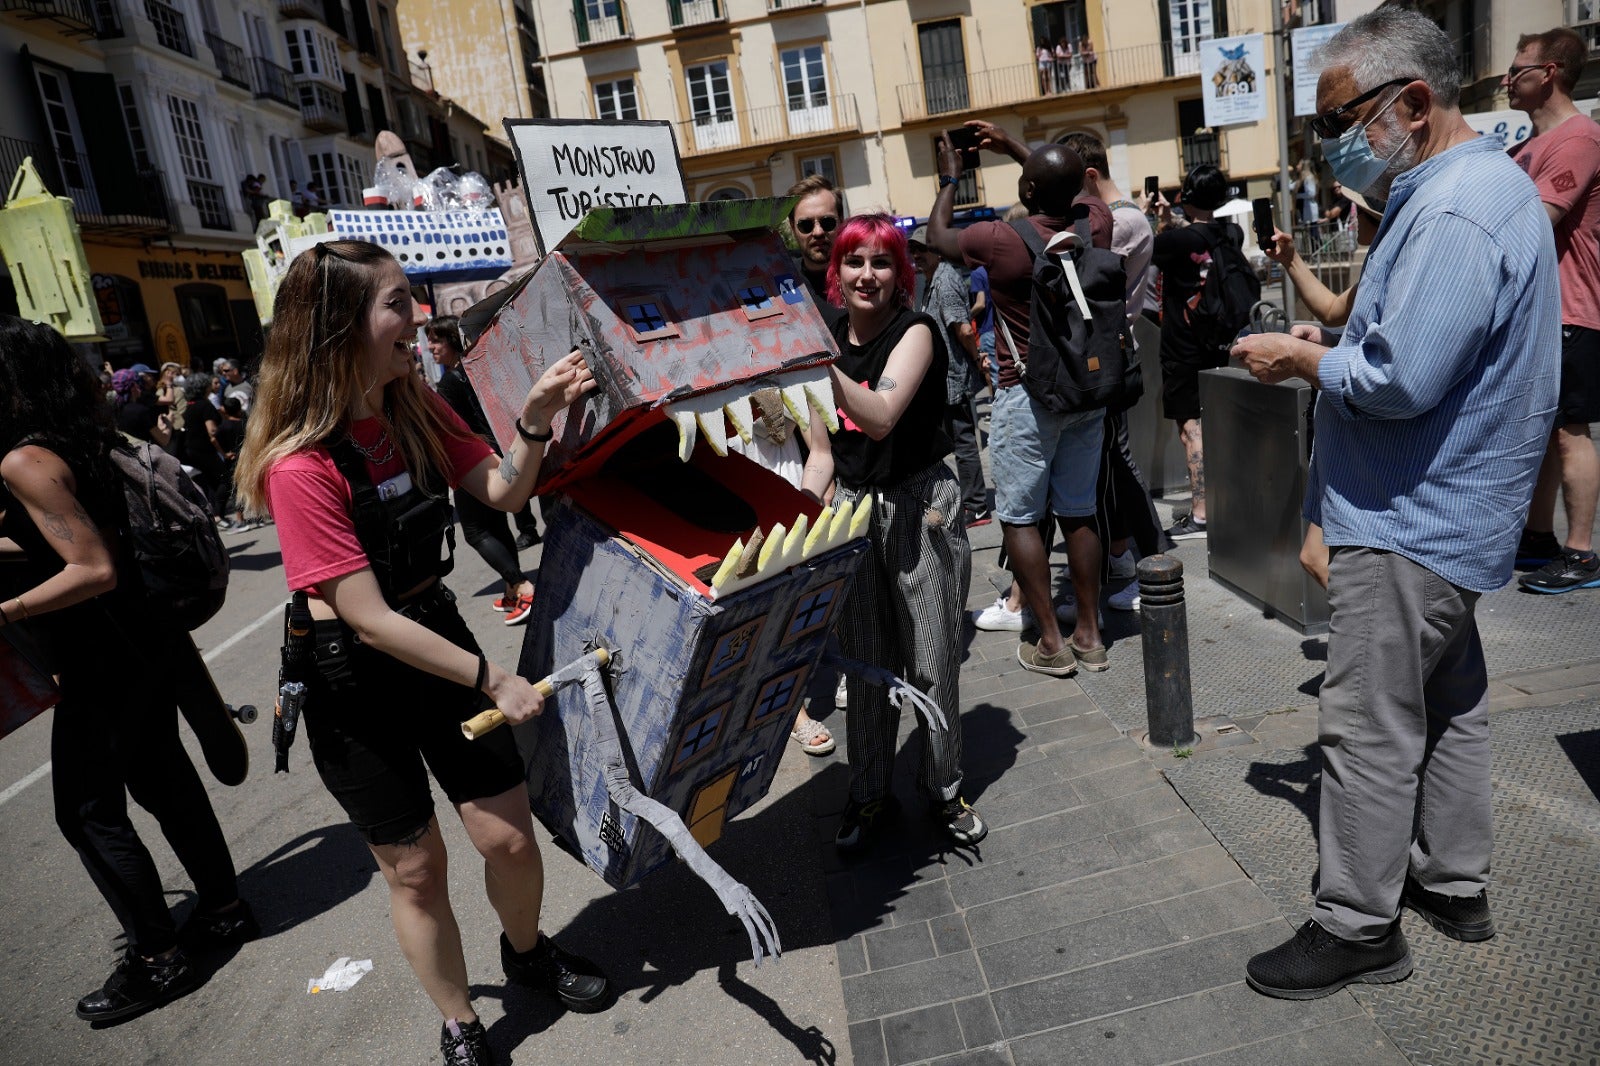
xmin=233 ymin=240 xmax=604 ymax=1065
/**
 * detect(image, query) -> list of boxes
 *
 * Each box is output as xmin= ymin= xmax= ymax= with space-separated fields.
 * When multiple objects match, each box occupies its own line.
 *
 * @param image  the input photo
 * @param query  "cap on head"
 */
xmin=128 ymin=362 xmax=156 ymax=376
xmin=907 ymin=224 xmax=929 ymax=248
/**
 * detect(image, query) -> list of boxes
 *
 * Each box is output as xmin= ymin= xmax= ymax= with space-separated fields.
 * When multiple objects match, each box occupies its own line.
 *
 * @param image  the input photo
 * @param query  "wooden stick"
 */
xmin=460 ymin=647 xmax=612 ymax=739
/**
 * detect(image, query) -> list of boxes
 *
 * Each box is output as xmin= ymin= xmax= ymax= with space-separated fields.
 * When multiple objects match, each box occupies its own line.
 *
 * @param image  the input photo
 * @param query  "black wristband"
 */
xmin=473 ymin=652 xmax=488 ymax=694
xmin=939 ymin=174 xmax=959 ymax=188
xmin=514 ymin=417 xmax=553 ymax=443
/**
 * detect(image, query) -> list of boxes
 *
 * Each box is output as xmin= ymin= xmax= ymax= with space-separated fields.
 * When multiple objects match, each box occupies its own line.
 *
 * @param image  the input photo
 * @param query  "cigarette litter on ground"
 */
xmin=307 ymin=956 xmax=372 ymax=994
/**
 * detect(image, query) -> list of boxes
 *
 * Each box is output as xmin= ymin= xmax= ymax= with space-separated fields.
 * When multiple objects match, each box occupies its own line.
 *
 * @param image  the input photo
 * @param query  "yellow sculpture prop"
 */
xmin=242 ymin=198 xmax=335 ymax=325
xmin=0 ymin=158 xmax=104 ymax=340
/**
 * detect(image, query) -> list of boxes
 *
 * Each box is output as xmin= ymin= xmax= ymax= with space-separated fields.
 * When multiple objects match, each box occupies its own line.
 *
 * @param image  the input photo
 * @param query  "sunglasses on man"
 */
xmin=794 ymin=215 xmax=838 ymax=235
xmin=1309 ymin=77 xmax=1414 ymax=139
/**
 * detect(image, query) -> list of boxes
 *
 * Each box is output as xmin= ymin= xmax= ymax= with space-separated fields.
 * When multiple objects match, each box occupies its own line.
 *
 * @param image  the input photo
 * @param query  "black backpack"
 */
xmin=109 ymin=439 xmax=229 ymax=630
xmin=1188 ymin=221 xmax=1261 ymax=354
xmin=1004 ymin=217 xmax=1132 ymax=414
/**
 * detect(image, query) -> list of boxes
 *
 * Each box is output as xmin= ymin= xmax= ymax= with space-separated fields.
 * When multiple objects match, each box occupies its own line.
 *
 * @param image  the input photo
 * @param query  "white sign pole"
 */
xmin=503 ymin=119 xmax=688 ymax=255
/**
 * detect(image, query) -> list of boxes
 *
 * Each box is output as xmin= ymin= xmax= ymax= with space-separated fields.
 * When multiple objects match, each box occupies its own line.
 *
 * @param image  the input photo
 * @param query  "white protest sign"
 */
xmin=504 ymin=119 xmax=687 ymax=253
xmin=1202 ymin=34 xmax=1269 ymax=128
xmin=1464 ymin=109 xmax=1534 ymax=151
xmin=1292 ymin=22 xmax=1346 ymax=117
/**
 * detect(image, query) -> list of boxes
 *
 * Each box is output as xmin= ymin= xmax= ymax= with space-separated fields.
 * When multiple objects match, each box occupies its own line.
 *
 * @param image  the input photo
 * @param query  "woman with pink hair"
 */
xmin=799 ymin=214 xmax=985 ymax=854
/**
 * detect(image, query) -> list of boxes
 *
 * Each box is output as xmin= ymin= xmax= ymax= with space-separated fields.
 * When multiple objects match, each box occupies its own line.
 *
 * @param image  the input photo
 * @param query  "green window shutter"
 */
xmin=573 ymin=0 xmax=589 ymax=44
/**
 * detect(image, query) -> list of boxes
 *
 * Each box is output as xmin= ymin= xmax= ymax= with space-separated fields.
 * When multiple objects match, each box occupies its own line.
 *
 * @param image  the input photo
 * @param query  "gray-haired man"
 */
xmin=1233 ymin=7 xmax=1560 ymax=999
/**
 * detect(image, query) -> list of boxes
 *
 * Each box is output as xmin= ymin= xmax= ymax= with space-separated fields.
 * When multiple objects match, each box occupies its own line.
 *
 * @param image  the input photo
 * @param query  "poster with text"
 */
xmin=504 ymin=119 xmax=687 ymax=254
xmin=1465 ymin=109 xmax=1534 ymax=151
xmin=1292 ymin=22 xmax=1347 ymax=117
xmin=1202 ymin=34 xmax=1268 ymax=128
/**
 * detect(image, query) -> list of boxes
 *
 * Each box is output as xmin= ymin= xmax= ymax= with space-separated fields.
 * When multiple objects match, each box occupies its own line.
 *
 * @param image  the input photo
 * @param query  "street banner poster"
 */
xmin=1465 ymin=109 xmax=1535 ymax=151
xmin=1292 ymin=22 xmax=1347 ymax=117
xmin=1202 ymin=34 xmax=1269 ymax=128
xmin=503 ymin=118 xmax=687 ymax=254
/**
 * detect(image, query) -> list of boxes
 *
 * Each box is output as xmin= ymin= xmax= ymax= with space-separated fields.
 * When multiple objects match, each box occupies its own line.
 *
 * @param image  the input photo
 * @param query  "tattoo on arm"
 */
xmin=499 ymin=450 xmax=520 ymax=485
xmin=72 ymin=505 xmax=98 ymax=533
xmin=877 ymin=376 xmax=898 ymax=393
xmin=42 ymin=509 xmax=74 ymax=544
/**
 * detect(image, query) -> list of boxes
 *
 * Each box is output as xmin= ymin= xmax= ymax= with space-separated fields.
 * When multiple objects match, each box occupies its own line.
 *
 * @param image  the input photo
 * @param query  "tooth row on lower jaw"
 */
xmin=708 ymin=494 xmax=872 ymax=599
xmin=664 ymin=369 xmax=837 ymax=463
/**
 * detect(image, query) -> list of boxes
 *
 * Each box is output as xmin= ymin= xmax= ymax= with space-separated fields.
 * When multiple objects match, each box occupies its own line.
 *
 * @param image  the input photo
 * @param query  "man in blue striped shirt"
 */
xmin=1232 ymin=7 xmax=1560 ymax=1001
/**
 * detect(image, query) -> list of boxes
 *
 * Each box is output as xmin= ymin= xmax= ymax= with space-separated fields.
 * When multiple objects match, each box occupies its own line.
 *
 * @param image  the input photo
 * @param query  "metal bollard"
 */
xmin=1137 ymin=555 xmax=1197 ymax=748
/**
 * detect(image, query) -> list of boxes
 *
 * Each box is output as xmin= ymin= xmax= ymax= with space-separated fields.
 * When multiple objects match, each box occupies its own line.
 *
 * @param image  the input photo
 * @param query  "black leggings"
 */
xmin=453 ymin=489 xmax=523 ymax=586
xmin=51 ymin=622 xmax=238 ymax=956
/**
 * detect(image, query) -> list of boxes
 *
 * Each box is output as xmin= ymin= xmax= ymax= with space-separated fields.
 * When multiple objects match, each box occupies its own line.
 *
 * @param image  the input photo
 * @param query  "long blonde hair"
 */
xmin=234 ymin=240 xmax=471 ymax=517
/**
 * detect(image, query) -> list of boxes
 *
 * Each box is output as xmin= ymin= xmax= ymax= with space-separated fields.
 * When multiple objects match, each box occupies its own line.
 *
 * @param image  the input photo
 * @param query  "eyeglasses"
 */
xmin=794 ymin=215 xmax=838 ymax=235
xmin=1504 ymin=62 xmax=1553 ymax=81
xmin=1309 ymin=77 xmax=1414 ymax=138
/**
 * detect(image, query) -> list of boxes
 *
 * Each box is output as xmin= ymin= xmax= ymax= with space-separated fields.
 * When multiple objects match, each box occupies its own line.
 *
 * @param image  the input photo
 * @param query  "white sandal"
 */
xmin=789 ymin=716 xmax=836 ymax=756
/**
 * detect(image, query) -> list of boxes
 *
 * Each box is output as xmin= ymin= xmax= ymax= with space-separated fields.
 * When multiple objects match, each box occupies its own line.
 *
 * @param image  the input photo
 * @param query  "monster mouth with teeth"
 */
xmin=463 ymin=198 xmax=875 ymax=904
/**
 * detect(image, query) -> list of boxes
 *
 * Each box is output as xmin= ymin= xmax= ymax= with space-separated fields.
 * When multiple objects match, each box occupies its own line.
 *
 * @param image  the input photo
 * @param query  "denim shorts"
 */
xmin=989 ymin=385 xmax=1105 ymax=524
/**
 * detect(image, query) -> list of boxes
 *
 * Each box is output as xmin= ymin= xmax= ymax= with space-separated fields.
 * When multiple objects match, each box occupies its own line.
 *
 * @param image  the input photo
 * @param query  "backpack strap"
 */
xmin=324 ymin=436 xmax=394 ymax=577
xmin=1007 ymin=217 xmax=1046 ymax=259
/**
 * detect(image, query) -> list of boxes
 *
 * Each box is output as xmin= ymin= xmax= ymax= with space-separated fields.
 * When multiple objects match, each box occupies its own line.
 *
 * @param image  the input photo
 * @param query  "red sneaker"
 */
xmin=492 ymin=595 xmax=514 ymax=612
xmin=504 ymin=594 xmax=535 ymax=626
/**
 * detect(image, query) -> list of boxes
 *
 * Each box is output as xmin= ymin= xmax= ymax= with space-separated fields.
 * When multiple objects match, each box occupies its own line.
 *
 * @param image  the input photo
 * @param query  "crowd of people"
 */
xmin=1 ymin=7 xmax=1594 ymax=1061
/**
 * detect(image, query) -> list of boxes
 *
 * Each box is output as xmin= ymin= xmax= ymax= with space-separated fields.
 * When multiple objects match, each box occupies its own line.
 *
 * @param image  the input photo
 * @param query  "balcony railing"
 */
xmin=394 ymin=100 xmax=431 ymax=145
xmin=143 ymin=0 xmax=193 ymax=57
xmin=0 ymin=135 xmax=170 ymax=233
xmin=92 ymin=0 xmax=122 ymax=37
xmin=572 ymin=0 xmax=630 ymax=47
xmin=298 ymin=83 xmax=345 ymax=131
xmin=767 ymin=0 xmax=822 ymax=9
xmin=252 ymin=57 xmax=297 ymax=107
xmin=672 ymin=93 xmax=859 ymax=158
xmin=1573 ymin=1 xmax=1600 ymax=51
xmin=277 ymin=0 xmax=325 ymax=20
xmin=1181 ymin=132 xmax=1221 ymax=173
xmin=1 ymin=0 xmax=101 ymax=36
xmin=187 ymin=179 xmax=231 ymax=230
xmin=897 ymin=42 xmax=1188 ymax=124
xmin=668 ymin=0 xmax=723 ymax=30
xmin=205 ymin=32 xmax=250 ymax=89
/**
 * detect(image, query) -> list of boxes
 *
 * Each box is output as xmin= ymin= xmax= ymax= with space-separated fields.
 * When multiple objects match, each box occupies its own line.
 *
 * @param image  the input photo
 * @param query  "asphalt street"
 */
xmin=0 ymin=520 xmax=850 ymax=1066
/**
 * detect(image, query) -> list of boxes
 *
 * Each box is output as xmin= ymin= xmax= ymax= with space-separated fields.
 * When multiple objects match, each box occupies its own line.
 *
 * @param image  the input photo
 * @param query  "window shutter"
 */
xmin=67 ymin=70 xmax=143 ymax=216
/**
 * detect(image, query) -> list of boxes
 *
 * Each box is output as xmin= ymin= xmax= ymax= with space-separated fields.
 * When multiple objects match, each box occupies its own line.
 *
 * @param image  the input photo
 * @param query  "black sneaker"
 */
xmin=1166 ymin=514 xmax=1208 ymax=540
xmin=1245 ymin=919 xmax=1412 ymax=1000
xmin=440 ymin=1017 xmax=496 ymax=1066
xmin=1515 ymin=528 xmax=1562 ymax=568
xmin=75 ymin=946 xmax=202 ymax=1022
xmin=1518 ymin=549 xmax=1600 ymax=594
xmin=835 ymin=794 xmax=900 ymax=854
xmin=938 ymin=795 xmax=988 ymax=847
xmin=514 ymin=529 xmax=542 ymax=550
xmin=501 ymin=933 xmax=612 ymax=1013
xmin=180 ymin=899 xmax=260 ymax=950
xmin=1402 ymin=877 xmax=1496 ymax=941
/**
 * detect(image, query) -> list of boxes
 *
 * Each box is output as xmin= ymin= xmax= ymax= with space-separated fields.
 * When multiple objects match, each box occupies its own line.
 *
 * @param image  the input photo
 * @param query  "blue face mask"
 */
xmin=1321 ymin=92 xmax=1408 ymax=193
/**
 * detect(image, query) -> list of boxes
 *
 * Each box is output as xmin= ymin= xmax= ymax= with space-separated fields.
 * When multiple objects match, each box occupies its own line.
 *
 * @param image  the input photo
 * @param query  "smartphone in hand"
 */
xmin=946 ymin=126 xmax=981 ymax=170
xmin=1144 ymin=175 xmax=1161 ymax=200
xmin=1252 ymin=197 xmax=1275 ymax=251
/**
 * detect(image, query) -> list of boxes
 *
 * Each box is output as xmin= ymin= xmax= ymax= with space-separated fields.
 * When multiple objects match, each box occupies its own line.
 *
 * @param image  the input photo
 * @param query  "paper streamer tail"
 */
xmin=824 ymin=652 xmax=949 ymax=732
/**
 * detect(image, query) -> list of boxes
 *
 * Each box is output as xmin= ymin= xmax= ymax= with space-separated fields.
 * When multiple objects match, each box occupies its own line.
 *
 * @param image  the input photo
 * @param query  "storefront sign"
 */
xmin=1202 ymin=35 xmax=1269 ymax=128
xmin=136 ymin=259 xmax=247 ymax=282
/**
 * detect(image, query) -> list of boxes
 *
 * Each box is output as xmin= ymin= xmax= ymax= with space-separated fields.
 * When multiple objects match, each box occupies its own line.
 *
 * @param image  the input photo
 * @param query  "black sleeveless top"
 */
xmin=828 ymin=306 xmax=952 ymax=488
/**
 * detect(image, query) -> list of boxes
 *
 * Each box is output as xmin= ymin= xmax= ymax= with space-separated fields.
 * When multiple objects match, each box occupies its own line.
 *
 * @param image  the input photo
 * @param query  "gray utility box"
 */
xmin=1199 ymin=367 xmax=1329 ymax=635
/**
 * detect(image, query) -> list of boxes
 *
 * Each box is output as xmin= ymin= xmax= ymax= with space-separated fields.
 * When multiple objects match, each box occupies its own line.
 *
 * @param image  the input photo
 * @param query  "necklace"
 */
xmin=348 ymin=429 xmax=396 ymax=466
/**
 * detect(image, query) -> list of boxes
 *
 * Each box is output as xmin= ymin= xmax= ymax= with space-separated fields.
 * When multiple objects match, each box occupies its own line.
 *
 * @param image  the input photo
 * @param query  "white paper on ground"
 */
xmin=307 ymin=956 xmax=373 ymax=994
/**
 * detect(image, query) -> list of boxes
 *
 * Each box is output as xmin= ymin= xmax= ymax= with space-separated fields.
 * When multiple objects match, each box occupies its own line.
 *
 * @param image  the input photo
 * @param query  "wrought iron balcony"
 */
xmin=0 ymin=0 xmax=112 ymax=37
xmin=1181 ymin=131 xmax=1221 ymax=173
xmin=143 ymin=0 xmax=193 ymax=57
xmin=897 ymin=42 xmax=1182 ymax=124
xmin=252 ymin=57 xmax=297 ymax=108
xmin=673 ymin=93 xmax=859 ymax=158
xmin=0 ymin=135 xmax=170 ymax=234
xmin=277 ymin=0 xmax=325 ymax=20
xmin=766 ymin=0 xmax=822 ymax=10
xmin=206 ymin=32 xmax=250 ymax=89
xmin=668 ymin=0 xmax=724 ymax=30
xmin=572 ymin=0 xmax=630 ymax=47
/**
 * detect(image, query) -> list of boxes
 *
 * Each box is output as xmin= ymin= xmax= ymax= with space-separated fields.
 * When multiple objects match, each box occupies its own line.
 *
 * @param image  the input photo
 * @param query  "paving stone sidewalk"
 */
xmin=804 ymin=508 xmax=1600 ymax=1066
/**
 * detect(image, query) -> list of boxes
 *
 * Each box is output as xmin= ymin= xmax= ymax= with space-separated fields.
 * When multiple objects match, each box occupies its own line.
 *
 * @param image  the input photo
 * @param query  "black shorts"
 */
xmin=300 ymin=585 xmax=524 ymax=846
xmin=1558 ymin=325 xmax=1600 ymax=425
xmin=1160 ymin=348 xmax=1229 ymax=424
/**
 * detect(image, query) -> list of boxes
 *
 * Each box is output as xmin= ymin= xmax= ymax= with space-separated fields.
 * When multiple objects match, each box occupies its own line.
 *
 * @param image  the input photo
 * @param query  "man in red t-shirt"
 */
xmin=927 ymin=120 xmax=1114 ymax=679
xmin=1509 ymin=26 xmax=1600 ymax=593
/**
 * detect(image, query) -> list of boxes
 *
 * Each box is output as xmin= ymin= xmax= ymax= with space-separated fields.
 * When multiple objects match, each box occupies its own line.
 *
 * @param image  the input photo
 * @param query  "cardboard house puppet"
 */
xmin=463 ymin=197 xmax=873 ymax=913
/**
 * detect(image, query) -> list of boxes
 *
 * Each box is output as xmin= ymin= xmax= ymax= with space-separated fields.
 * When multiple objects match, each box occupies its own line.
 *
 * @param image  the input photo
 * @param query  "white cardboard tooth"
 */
xmin=828 ymin=498 xmax=855 ymax=546
xmin=778 ymin=382 xmax=811 ymax=428
xmin=723 ymin=393 xmax=755 ymax=445
xmin=849 ymin=494 xmax=873 ymax=538
xmin=694 ymin=408 xmax=729 ymax=456
xmin=757 ymin=522 xmax=787 ymax=572
xmin=781 ymin=515 xmax=808 ymax=568
xmin=804 ymin=506 xmax=833 ymax=555
xmin=803 ymin=379 xmax=839 ymax=432
xmin=667 ymin=406 xmax=698 ymax=462
xmin=709 ymin=538 xmax=744 ymax=591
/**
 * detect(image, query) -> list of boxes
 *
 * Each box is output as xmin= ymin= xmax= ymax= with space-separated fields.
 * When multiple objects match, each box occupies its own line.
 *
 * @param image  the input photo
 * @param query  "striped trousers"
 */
xmin=835 ymin=461 xmax=972 ymax=805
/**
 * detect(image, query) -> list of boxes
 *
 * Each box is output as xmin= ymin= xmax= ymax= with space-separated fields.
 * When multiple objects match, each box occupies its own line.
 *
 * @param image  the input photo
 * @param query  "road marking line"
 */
xmin=0 ymin=600 xmax=285 ymax=807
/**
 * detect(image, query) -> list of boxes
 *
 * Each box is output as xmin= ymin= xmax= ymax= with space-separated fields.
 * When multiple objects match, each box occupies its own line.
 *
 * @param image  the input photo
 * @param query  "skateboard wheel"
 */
xmin=232 ymin=704 xmax=259 ymax=724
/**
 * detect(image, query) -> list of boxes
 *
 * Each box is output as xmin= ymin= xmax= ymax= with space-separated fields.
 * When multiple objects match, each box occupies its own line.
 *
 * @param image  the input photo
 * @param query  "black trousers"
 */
xmin=946 ymin=395 xmax=987 ymax=516
xmin=453 ymin=488 xmax=524 ymax=586
xmin=1094 ymin=410 xmax=1169 ymax=563
xmin=51 ymin=620 xmax=238 ymax=955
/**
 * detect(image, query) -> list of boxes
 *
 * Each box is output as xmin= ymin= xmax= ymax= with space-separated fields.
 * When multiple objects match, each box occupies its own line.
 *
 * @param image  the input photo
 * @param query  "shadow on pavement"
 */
xmin=1557 ymin=727 xmax=1600 ymax=804
xmin=232 ymin=825 xmax=379 ymax=938
xmin=1245 ymin=743 xmax=1320 ymax=838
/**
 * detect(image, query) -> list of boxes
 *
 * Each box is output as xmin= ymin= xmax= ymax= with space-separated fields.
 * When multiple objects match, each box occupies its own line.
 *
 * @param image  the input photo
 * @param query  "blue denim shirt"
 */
xmin=1308 ymin=135 xmax=1560 ymax=592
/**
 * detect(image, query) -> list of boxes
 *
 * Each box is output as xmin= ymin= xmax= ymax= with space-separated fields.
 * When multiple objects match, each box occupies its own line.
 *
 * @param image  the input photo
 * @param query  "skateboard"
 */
xmin=0 ymin=624 xmax=59 ymax=740
xmin=170 ymin=632 xmax=255 ymax=787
